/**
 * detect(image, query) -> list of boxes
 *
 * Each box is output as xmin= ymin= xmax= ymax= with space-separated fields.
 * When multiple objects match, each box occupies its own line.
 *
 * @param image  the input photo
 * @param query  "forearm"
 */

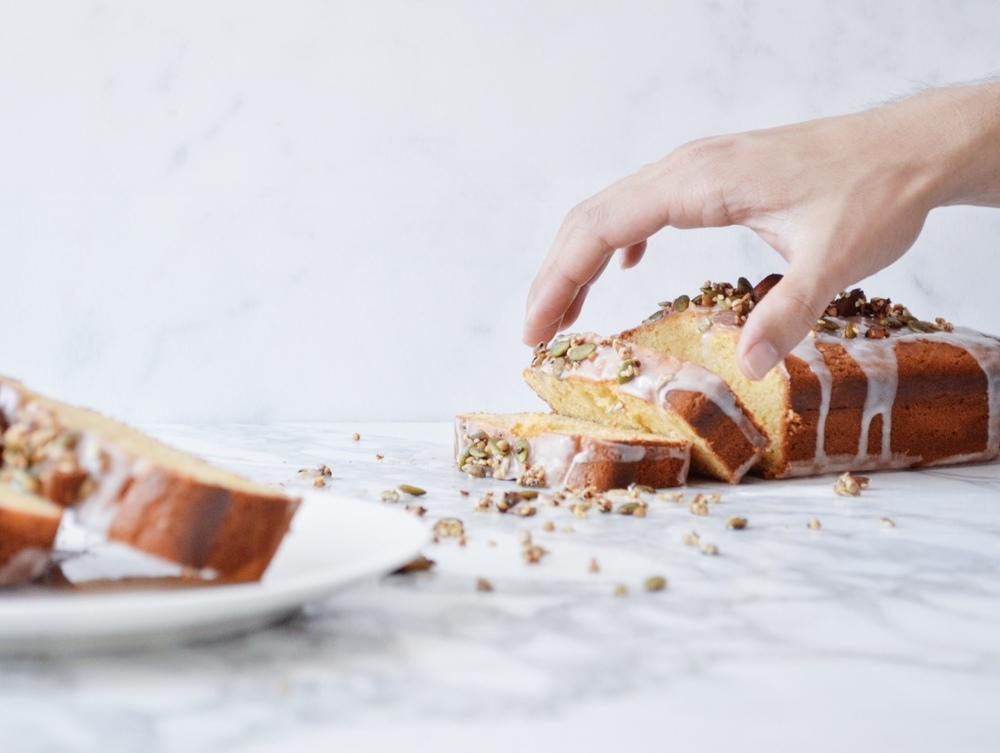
xmin=909 ymin=82 xmax=1000 ymax=208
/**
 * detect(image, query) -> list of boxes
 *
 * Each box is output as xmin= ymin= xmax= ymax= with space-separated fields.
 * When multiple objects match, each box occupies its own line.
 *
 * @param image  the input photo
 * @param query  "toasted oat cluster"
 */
xmin=646 ymin=273 xmax=954 ymax=339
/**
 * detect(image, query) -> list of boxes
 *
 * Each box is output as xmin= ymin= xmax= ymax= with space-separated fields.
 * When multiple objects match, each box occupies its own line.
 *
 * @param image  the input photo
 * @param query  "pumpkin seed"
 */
xmin=645 ymin=309 xmax=665 ymax=322
xmin=486 ymin=439 xmax=500 ymax=456
xmin=514 ymin=439 xmax=530 ymax=464
xmin=468 ymin=446 xmax=488 ymax=459
xmin=881 ymin=316 xmax=903 ymax=328
xmin=398 ymin=484 xmax=427 ymax=497
xmin=907 ymin=319 xmax=936 ymax=333
xmin=549 ymin=339 xmax=571 ymax=358
xmin=567 ymin=342 xmax=597 ymax=361
xmin=815 ymin=317 xmax=838 ymax=332
xmin=495 ymin=438 xmax=510 ymax=453
xmin=617 ymin=359 xmax=638 ymax=384
xmin=672 ymin=294 xmax=690 ymax=312
xmin=644 ymin=575 xmax=667 ymax=592
xmin=843 ymin=321 xmax=858 ymax=339
xmin=617 ymin=502 xmax=643 ymax=515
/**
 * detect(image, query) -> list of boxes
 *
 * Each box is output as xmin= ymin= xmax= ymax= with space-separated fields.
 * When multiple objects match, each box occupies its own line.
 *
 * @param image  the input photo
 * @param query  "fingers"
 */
xmin=619 ymin=241 xmax=647 ymax=269
xmin=558 ymin=284 xmax=590 ymax=331
xmin=736 ymin=264 xmax=843 ymax=380
xmin=523 ymin=174 xmax=678 ymax=345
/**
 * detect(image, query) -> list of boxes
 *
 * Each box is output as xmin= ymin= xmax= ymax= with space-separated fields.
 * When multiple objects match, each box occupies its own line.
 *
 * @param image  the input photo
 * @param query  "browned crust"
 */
xmin=768 ymin=339 xmax=993 ymax=477
xmin=0 ymin=504 xmax=61 ymax=575
xmin=563 ymin=436 xmax=688 ymax=490
xmin=108 ymin=469 xmax=300 ymax=582
xmin=663 ymin=390 xmax=760 ymax=483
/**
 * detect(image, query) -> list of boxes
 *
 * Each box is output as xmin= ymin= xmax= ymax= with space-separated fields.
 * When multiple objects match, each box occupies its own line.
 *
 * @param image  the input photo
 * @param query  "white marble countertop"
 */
xmin=2 ymin=421 xmax=1000 ymax=753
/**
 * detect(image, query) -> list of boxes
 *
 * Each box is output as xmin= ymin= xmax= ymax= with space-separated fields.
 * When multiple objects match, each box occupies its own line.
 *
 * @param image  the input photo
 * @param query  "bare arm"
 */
xmin=523 ymin=81 xmax=1000 ymax=380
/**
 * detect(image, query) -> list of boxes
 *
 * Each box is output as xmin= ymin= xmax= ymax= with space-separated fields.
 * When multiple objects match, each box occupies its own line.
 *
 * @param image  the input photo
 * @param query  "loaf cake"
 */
xmin=0 ymin=377 xmax=300 ymax=585
xmin=522 ymin=335 xmax=767 ymax=483
xmin=455 ymin=412 xmax=690 ymax=491
xmin=622 ymin=275 xmax=1000 ymax=477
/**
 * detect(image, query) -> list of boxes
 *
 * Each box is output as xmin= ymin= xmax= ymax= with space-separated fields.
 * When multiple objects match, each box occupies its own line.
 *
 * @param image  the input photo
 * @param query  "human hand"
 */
xmin=523 ymin=82 xmax=1000 ymax=379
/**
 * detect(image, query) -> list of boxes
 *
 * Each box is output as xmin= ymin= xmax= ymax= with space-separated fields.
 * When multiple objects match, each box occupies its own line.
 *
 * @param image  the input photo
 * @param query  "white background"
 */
xmin=2 ymin=0 xmax=999 ymax=422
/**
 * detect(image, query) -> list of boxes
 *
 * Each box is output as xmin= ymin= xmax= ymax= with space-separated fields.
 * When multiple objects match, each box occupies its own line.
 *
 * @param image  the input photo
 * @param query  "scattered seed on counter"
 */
xmin=398 ymin=484 xmax=426 ymax=497
xmin=644 ymin=575 xmax=668 ymax=592
xmin=391 ymin=555 xmax=435 ymax=575
xmin=727 ymin=516 xmax=748 ymax=530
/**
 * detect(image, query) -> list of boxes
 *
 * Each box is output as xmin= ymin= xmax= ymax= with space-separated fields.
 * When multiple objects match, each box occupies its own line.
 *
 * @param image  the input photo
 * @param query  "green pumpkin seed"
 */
xmin=617 ymin=359 xmax=638 ymax=384
xmin=672 ymin=294 xmax=690 ymax=312
xmin=514 ymin=439 xmax=530 ymax=464
xmin=398 ymin=484 xmax=427 ymax=497
xmin=567 ymin=342 xmax=597 ymax=362
xmin=814 ymin=317 xmax=838 ymax=332
xmin=617 ymin=502 xmax=642 ymax=515
xmin=907 ymin=319 xmax=936 ymax=333
xmin=495 ymin=438 xmax=510 ymax=453
xmin=468 ymin=446 xmax=488 ymax=459
xmin=643 ymin=575 xmax=667 ymax=592
xmin=549 ymin=339 xmax=571 ymax=358
xmin=881 ymin=316 xmax=903 ymax=328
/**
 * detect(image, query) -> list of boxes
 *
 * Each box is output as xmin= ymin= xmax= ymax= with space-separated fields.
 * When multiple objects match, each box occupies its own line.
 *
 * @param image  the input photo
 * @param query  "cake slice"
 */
xmin=0 ymin=485 xmax=62 ymax=586
xmin=455 ymin=412 xmax=690 ymax=491
xmin=0 ymin=377 xmax=300 ymax=582
xmin=621 ymin=275 xmax=1000 ymax=477
xmin=522 ymin=335 xmax=767 ymax=483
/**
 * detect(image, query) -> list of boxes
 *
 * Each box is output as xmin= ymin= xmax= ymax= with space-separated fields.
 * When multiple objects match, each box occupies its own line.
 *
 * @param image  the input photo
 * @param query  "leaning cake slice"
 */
xmin=0 ymin=376 xmax=300 ymax=583
xmin=455 ymin=412 xmax=690 ymax=491
xmin=522 ymin=335 xmax=766 ymax=483
xmin=621 ymin=275 xmax=1000 ymax=477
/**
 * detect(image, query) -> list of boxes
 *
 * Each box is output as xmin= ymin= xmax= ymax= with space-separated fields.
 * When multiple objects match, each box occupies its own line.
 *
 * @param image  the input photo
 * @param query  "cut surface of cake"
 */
xmin=455 ymin=412 xmax=690 ymax=491
xmin=522 ymin=335 xmax=767 ymax=483
xmin=0 ymin=377 xmax=300 ymax=583
xmin=0 ymin=485 xmax=62 ymax=586
xmin=622 ymin=275 xmax=1000 ymax=478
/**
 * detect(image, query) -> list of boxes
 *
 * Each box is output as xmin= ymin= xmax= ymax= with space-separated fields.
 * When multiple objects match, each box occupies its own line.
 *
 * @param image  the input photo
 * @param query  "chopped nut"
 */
xmin=834 ymin=472 xmax=869 ymax=497
xmin=880 ymin=517 xmax=896 ymax=528
xmin=681 ymin=531 xmax=701 ymax=547
xmin=398 ymin=483 xmax=427 ymax=497
xmin=517 ymin=465 xmax=547 ymax=488
xmin=542 ymin=521 xmax=555 ymax=532
xmin=644 ymin=575 xmax=668 ymax=592
xmin=433 ymin=518 xmax=465 ymax=539
xmin=807 ymin=518 xmax=822 ymax=530
xmin=476 ymin=577 xmax=494 ymax=592
xmin=380 ymin=489 xmax=400 ymax=503
xmin=515 ymin=505 xmax=537 ymax=518
xmin=352 ymin=432 xmax=361 ymax=442
xmin=616 ymin=501 xmax=644 ymax=516
xmin=700 ymin=542 xmax=720 ymax=556
xmin=375 ymin=453 xmax=384 ymax=461
xmin=522 ymin=544 xmax=549 ymax=564
xmin=689 ymin=495 xmax=710 ymax=516
xmin=705 ymin=493 xmax=722 ymax=504
xmin=613 ymin=584 xmax=628 ymax=597
xmin=312 ymin=477 xmax=326 ymax=488
xmin=588 ymin=557 xmax=600 ymax=573
xmin=406 ymin=504 xmax=427 ymax=517
xmin=726 ymin=516 xmax=748 ymax=530
xmin=458 ymin=489 xmax=470 ymax=497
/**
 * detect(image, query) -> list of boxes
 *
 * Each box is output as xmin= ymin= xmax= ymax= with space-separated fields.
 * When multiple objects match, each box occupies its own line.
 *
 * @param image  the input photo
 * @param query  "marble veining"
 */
xmin=1 ymin=421 xmax=999 ymax=753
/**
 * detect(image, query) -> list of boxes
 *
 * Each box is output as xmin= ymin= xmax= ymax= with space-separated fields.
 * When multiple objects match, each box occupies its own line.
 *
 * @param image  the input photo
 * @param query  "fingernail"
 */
xmin=742 ymin=340 xmax=779 ymax=381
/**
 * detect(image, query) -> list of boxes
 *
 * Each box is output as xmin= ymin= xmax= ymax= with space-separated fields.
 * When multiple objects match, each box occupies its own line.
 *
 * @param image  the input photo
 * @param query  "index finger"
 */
xmin=522 ymin=172 xmax=675 ymax=346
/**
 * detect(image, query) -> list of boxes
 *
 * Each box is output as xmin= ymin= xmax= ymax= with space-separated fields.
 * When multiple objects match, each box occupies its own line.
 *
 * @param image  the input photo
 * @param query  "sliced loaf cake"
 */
xmin=522 ymin=335 xmax=766 ymax=483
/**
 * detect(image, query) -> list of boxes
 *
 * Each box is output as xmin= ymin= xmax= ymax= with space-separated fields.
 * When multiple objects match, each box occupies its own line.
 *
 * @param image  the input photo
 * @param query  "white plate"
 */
xmin=0 ymin=492 xmax=427 ymax=654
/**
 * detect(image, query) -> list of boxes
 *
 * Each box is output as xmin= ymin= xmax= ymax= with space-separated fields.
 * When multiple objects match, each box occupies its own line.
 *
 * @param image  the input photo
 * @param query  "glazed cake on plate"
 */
xmin=455 ymin=412 xmax=690 ymax=491
xmin=0 ymin=377 xmax=300 ymax=585
xmin=522 ymin=335 xmax=767 ymax=483
xmin=621 ymin=275 xmax=1000 ymax=478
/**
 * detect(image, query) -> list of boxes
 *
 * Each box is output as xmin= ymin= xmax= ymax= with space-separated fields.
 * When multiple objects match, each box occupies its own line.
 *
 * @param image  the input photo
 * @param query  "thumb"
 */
xmin=736 ymin=267 xmax=842 ymax=381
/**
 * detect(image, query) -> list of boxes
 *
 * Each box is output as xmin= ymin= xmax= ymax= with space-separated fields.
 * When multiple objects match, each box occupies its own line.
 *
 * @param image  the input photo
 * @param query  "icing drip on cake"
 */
xmin=784 ymin=323 xmax=1000 ymax=475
